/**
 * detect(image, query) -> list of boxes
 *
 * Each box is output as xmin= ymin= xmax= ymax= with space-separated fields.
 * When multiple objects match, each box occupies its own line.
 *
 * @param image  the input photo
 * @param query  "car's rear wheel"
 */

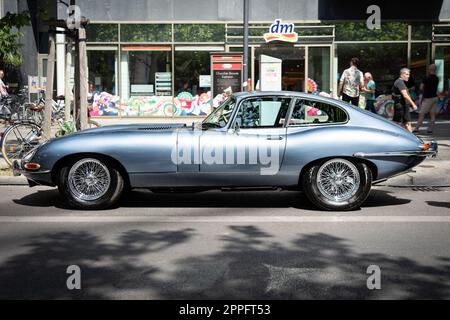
xmin=58 ymin=157 xmax=124 ymax=210
xmin=303 ymin=158 xmax=372 ymax=211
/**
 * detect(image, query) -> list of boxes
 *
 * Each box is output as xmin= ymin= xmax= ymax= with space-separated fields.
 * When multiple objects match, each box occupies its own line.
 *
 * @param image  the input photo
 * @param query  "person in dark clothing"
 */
xmin=413 ymin=64 xmax=440 ymax=134
xmin=392 ymin=68 xmax=418 ymax=132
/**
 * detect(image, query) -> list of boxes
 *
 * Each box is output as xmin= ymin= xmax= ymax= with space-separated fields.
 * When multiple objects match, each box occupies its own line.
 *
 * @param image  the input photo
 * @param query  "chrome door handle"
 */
xmin=266 ymin=136 xmax=284 ymax=141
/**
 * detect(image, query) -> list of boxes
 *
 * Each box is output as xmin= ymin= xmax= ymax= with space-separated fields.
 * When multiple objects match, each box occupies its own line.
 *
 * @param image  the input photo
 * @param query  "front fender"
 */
xmin=33 ymin=130 xmax=178 ymax=174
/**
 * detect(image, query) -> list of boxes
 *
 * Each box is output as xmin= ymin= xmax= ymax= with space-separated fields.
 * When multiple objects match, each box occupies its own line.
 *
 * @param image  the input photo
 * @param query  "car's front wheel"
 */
xmin=58 ymin=157 xmax=124 ymax=210
xmin=303 ymin=158 xmax=372 ymax=211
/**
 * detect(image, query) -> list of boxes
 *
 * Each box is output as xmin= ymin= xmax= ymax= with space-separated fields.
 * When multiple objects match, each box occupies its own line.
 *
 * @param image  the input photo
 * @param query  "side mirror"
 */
xmin=192 ymin=121 xmax=202 ymax=131
xmin=234 ymin=121 xmax=240 ymax=134
xmin=228 ymin=122 xmax=240 ymax=135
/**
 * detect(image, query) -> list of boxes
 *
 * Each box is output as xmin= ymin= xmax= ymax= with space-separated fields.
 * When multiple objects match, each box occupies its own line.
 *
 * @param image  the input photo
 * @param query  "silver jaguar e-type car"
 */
xmin=13 ymin=92 xmax=437 ymax=211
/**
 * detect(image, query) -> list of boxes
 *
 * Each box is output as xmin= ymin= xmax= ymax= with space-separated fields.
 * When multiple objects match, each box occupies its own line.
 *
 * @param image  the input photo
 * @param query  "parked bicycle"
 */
xmin=24 ymin=89 xmax=65 ymax=126
xmin=1 ymin=89 xmax=100 ymax=167
xmin=1 ymin=120 xmax=42 ymax=167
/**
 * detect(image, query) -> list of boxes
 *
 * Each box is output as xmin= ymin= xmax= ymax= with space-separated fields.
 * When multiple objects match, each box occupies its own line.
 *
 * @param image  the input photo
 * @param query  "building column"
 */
xmin=56 ymin=27 xmax=66 ymax=96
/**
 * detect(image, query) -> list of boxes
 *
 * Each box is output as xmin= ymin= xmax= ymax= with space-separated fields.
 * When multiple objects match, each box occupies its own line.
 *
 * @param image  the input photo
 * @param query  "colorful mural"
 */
xmin=374 ymin=95 xmax=395 ymax=118
xmin=90 ymin=91 xmax=213 ymax=117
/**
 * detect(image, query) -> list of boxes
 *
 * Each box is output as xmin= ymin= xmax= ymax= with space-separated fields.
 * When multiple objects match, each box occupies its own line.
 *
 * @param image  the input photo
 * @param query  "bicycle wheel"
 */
xmin=1 ymin=122 xmax=42 ymax=167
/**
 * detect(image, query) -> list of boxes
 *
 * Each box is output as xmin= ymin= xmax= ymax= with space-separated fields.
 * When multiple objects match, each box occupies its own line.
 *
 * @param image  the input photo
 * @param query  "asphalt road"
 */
xmin=0 ymin=185 xmax=449 ymax=299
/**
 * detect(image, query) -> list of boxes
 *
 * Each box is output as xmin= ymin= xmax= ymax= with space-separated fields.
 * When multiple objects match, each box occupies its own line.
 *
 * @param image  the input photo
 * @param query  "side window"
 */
xmin=235 ymin=97 xmax=291 ymax=129
xmin=289 ymin=99 xmax=347 ymax=126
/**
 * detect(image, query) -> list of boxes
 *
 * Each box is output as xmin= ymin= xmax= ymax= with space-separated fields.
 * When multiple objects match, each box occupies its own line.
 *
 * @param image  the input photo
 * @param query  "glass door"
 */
xmin=255 ymin=45 xmax=305 ymax=92
xmin=306 ymin=46 xmax=331 ymax=94
xmin=433 ymin=44 xmax=450 ymax=93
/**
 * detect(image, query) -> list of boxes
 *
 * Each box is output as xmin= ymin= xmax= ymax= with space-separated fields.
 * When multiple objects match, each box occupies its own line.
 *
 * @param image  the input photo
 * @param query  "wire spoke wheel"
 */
xmin=1 ymin=122 xmax=42 ymax=166
xmin=68 ymin=159 xmax=111 ymax=201
xmin=316 ymin=159 xmax=360 ymax=203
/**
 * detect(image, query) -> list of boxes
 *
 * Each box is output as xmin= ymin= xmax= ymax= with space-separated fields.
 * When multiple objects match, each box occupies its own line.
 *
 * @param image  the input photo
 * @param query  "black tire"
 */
xmin=302 ymin=158 xmax=372 ymax=211
xmin=58 ymin=157 xmax=124 ymax=210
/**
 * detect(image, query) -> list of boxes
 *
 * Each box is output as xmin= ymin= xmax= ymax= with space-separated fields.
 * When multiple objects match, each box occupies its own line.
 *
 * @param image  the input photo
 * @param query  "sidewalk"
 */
xmin=0 ymin=115 xmax=449 ymax=187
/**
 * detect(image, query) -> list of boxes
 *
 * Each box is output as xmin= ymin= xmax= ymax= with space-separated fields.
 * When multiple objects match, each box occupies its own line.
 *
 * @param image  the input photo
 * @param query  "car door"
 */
xmin=199 ymin=96 xmax=291 ymax=179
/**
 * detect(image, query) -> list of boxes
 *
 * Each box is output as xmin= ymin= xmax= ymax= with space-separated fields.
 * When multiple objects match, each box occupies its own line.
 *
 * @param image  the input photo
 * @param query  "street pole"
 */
xmin=243 ymin=0 xmax=249 ymax=91
xmin=43 ymin=30 xmax=56 ymax=140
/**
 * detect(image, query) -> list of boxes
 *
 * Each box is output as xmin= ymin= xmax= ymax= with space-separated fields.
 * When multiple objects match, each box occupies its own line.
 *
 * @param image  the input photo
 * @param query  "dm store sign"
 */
xmin=263 ymin=19 xmax=298 ymax=43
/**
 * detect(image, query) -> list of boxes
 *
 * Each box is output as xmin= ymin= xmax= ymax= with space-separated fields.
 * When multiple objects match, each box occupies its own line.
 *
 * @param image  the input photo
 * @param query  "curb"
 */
xmin=0 ymin=176 xmax=29 ymax=186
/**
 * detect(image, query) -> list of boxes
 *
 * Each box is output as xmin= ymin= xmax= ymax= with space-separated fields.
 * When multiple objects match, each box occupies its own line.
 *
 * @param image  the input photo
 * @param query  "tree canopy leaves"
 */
xmin=0 ymin=10 xmax=31 ymax=67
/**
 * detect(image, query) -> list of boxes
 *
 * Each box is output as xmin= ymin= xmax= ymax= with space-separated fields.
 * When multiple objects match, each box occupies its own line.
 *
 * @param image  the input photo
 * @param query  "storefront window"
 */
xmin=337 ymin=43 xmax=407 ymax=94
xmin=308 ymin=47 xmax=331 ymax=93
xmin=86 ymin=24 xmax=119 ymax=42
xmin=175 ymin=51 xmax=211 ymax=96
xmin=174 ymin=24 xmax=225 ymax=42
xmin=410 ymin=43 xmax=430 ymax=84
xmin=410 ymin=23 xmax=432 ymax=40
xmin=88 ymin=50 xmax=117 ymax=95
xmin=128 ymin=51 xmax=172 ymax=96
xmin=335 ymin=22 xmax=408 ymax=41
xmin=121 ymin=24 xmax=172 ymax=42
xmin=435 ymin=46 xmax=450 ymax=92
xmin=229 ymin=46 xmax=251 ymax=89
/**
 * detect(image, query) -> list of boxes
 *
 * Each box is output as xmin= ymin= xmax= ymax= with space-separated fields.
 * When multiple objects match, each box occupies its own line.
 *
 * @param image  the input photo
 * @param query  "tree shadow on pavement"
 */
xmin=426 ymin=201 xmax=450 ymax=209
xmin=13 ymin=188 xmax=411 ymax=211
xmin=0 ymin=226 xmax=448 ymax=299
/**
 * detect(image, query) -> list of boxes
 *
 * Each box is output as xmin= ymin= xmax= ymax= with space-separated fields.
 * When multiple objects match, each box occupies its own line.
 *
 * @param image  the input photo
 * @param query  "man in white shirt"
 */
xmin=338 ymin=58 xmax=364 ymax=107
xmin=0 ymin=70 xmax=9 ymax=97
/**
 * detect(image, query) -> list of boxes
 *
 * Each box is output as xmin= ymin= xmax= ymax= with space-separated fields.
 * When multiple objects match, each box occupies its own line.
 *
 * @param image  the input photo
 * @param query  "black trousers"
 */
xmin=342 ymin=93 xmax=359 ymax=107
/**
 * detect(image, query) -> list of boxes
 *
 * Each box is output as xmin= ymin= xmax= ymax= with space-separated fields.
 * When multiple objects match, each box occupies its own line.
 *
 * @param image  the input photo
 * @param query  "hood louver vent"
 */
xmin=138 ymin=126 xmax=176 ymax=131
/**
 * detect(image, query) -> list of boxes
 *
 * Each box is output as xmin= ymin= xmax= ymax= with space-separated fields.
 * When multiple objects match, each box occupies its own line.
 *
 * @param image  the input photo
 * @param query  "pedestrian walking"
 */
xmin=392 ymin=68 xmax=418 ymax=132
xmin=0 ymin=70 xmax=9 ymax=97
xmin=338 ymin=57 xmax=364 ymax=107
xmin=362 ymin=72 xmax=377 ymax=113
xmin=413 ymin=64 xmax=440 ymax=134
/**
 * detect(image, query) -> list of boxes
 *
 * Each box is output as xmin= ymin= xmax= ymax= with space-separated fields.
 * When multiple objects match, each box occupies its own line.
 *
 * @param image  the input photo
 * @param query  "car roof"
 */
xmin=232 ymin=91 xmax=340 ymax=105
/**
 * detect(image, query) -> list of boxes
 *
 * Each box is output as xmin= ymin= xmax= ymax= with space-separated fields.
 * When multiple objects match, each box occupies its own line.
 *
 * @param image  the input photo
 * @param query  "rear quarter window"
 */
xmin=288 ymin=99 xmax=348 ymax=126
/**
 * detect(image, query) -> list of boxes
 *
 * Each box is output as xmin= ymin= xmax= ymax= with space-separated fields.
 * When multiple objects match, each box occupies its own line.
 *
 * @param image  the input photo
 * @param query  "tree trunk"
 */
xmin=78 ymin=26 xmax=88 ymax=130
xmin=65 ymin=44 xmax=73 ymax=122
xmin=43 ymin=31 xmax=56 ymax=140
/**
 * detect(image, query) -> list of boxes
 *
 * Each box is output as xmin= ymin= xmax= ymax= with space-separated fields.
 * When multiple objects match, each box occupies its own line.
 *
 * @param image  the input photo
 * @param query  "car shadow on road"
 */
xmin=12 ymin=188 xmax=411 ymax=211
xmin=0 ymin=227 xmax=448 ymax=299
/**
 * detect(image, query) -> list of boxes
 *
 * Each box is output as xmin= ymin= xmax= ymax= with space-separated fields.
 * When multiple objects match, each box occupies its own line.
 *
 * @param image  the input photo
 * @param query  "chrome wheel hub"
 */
xmin=317 ymin=159 xmax=360 ymax=202
xmin=68 ymin=159 xmax=111 ymax=201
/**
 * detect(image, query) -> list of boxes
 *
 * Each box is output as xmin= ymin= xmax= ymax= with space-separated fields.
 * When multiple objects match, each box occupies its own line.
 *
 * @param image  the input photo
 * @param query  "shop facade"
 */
xmin=51 ymin=0 xmax=450 ymax=118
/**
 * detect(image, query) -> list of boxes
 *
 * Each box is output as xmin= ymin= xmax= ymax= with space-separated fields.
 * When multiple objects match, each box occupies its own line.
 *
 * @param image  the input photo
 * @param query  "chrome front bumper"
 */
xmin=12 ymin=159 xmax=53 ymax=187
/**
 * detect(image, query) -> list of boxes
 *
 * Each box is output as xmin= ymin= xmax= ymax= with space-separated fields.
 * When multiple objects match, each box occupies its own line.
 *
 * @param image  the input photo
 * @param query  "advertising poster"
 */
xmin=211 ymin=54 xmax=243 ymax=98
xmin=199 ymin=75 xmax=211 ymax=88
xmin=260 ymin=55 xmax=282 ymax=91
xmin=28 ymin=76 xmax=39 ymax=94
xmin=40 ymin=77 xmax=47 ymax=91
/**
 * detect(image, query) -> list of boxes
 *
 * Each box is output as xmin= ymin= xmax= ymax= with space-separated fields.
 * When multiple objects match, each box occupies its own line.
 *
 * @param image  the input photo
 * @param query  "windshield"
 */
xmin=202 ymin=97 xmax=236 ymax=129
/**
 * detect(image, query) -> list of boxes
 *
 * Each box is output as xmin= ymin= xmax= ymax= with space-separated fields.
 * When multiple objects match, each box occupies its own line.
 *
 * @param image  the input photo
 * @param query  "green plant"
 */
xmin=0 ymin=10 xmax=31 ymax=67
xmin=56 ymin=120 xmax=77 ymax=137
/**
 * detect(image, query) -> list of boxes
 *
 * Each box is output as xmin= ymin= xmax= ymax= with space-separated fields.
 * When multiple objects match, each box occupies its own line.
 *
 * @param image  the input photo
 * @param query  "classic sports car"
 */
xmin=13 ymin=92 xmax=437 ymax=211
